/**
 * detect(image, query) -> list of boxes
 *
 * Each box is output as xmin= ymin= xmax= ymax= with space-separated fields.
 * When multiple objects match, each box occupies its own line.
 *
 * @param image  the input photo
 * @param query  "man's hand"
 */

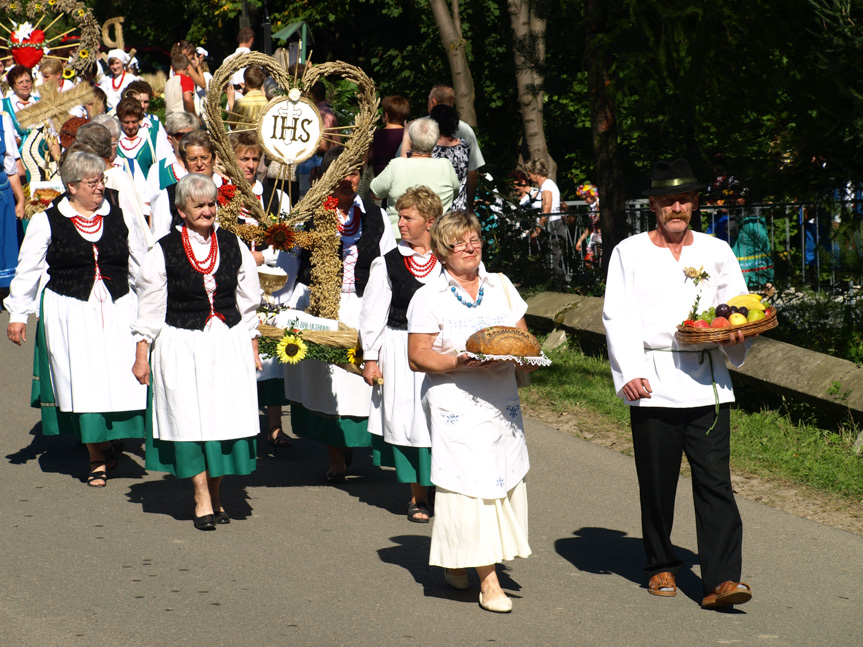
xmin=719 ymin=330 xmax=746 ymax=346
xmin=623 ymin=377 xmax=652 ymax=401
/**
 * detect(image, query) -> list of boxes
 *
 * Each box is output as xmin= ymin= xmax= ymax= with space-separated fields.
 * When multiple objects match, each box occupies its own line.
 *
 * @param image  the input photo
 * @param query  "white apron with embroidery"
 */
xmin=425 ymin=310 xmax=529 ymax=500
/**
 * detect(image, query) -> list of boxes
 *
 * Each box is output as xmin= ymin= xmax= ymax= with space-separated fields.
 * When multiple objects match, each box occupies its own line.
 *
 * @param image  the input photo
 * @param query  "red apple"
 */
xmin=692 ymin=319 xmax=710 ymax=328
xmin=710 ymin=316 xmax=730 ymax=328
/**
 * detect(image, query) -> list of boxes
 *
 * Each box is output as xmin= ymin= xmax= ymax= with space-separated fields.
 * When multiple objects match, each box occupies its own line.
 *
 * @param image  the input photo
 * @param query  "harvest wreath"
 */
xmin=257 ymin=322 xmax=364 ymax=377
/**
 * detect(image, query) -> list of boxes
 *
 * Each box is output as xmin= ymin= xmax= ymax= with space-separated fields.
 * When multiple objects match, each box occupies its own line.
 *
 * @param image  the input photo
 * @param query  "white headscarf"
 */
xmin=107 ymin=48 xmax=129 ymax=65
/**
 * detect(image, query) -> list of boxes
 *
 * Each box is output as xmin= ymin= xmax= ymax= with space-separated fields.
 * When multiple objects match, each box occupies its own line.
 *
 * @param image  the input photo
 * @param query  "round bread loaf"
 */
xmin=465 ymin=326 xmax=541 ymax=357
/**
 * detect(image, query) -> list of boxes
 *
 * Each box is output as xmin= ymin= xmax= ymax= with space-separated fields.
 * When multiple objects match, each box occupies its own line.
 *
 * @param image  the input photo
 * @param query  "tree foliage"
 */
xmin=83 ymin=0 xmax=863 ymax=206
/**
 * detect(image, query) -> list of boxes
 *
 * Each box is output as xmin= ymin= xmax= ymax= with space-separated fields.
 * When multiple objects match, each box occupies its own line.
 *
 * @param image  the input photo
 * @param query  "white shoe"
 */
xmin=479 ymin=591 xmax=512 ymax=613
xmin=444 ymin=569 xmax=469 ymax=590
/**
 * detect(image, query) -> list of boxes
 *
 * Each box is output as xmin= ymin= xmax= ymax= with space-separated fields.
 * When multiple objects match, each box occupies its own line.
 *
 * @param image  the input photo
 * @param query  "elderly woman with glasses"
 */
xmin=150 ymin=130 xmax=222 ymax=241
xmin=407 ymin=210 xmax=538 ymax=614
xmin=132 ymin=174 xmax=262 ymax=531
xmin=4 ymin=152 xmax=149 ymax=487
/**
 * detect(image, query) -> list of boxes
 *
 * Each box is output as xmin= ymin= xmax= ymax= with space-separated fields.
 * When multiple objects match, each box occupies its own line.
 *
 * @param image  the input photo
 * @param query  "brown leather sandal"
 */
xmin=648 ymin=572 xmax=677 ymax=597
xmin=701 ymin=580 xmax=752 ymax=609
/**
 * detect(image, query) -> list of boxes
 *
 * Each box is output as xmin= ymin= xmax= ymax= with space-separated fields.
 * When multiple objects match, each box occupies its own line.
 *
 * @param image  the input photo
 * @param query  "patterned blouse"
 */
xmin=433 ymin=140 xmax=471 ymax=210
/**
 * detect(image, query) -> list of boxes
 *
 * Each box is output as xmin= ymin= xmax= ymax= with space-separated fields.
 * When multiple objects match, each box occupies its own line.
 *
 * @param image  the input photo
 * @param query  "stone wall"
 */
xmin=525 ymin=293 xmax=863 ymax=420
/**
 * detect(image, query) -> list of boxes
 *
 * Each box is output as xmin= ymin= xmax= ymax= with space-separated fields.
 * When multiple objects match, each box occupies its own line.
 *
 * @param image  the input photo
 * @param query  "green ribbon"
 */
xmin=649 ymin=346 xmax=720 ymax=434
xmin=652 ymin=177 xmax=699 ymax=188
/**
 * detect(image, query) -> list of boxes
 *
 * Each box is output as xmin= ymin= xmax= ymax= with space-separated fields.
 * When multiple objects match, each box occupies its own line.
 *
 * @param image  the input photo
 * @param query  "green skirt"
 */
xmin=144 ymin=369 xmax=256 ymax=479
xmin=257 ymin=378 xmax=289 ymax=407
xmin=371 ymin=434 xmax=432 ymax=486
xmin=289 ymin=403 xmax=371 ymax=448
xmin=31 ymin=298 xmax=145 ymax=443
xmin=145 ymin=434 xmax=257 ymax=479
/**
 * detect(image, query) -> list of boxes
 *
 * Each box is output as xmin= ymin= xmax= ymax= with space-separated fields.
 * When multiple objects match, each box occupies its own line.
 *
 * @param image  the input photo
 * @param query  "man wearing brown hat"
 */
xmin=602 ymin=158 xmax=754 ymax=609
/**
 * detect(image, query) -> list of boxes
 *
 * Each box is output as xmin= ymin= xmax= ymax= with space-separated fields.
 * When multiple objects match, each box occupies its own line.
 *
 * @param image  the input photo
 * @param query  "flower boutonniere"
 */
xmin=683 ymin=265 xmax=709 ymax=287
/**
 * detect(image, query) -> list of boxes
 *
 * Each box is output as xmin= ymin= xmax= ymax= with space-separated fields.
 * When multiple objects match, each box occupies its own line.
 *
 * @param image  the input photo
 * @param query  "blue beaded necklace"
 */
xmin=451 ymin=285 xmax=484 ymax=308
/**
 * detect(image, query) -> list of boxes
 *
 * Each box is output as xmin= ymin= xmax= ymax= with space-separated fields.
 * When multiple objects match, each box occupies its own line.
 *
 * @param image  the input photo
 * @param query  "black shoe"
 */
xmin=214 ymin=511 xmax=230 ymax=525
xmin=324 ymin=472 xmax=346 ymax=484
xmin=194 ymin=514 xmax=216 ymax=530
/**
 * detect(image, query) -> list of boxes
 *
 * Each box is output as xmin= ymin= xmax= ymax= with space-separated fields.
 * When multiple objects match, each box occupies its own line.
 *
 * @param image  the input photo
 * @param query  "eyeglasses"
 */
xmin=79 ymin=176 xmax=106 ymax=189
xmin=186 ymin=155 xmax=213 ymax=164
xmin=449 ymin=237 xmax=483 ymax=252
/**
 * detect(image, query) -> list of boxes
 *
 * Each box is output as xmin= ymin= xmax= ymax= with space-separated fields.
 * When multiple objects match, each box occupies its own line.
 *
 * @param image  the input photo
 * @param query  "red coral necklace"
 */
xmin=71 ymin=214 xmax=103 ymax=235
xmin=338 ymin=207 xmax=361 ymax=236
xmin=181 ymin=226 xmax=219 ymax=274
xmin=404 ymin=252 xmax=437 ymax=278
xmin=111 ymin=71 xmax=126 ymax=92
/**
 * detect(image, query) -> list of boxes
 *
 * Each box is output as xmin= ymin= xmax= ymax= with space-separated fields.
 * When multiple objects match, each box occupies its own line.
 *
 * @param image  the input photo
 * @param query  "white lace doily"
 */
xmin=463 ymin=351 xmax=552 ymax=366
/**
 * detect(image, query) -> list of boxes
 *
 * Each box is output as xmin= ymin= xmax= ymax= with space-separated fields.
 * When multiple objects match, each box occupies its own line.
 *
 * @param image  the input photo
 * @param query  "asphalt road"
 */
xmin=1 ymin=310 xmax=861 ymax=647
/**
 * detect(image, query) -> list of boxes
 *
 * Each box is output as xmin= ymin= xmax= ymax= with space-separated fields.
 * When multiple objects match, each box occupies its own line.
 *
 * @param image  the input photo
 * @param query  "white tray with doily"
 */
xmin=463 ymin=351 xmax=552 ymax=366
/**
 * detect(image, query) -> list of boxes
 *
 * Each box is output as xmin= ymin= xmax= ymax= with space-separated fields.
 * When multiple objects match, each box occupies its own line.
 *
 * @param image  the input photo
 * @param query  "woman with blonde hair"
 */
xmin=360 ymin=185 xmax=443 ymax=522
xmin=407 ymin=210 xmax=538 ymax=613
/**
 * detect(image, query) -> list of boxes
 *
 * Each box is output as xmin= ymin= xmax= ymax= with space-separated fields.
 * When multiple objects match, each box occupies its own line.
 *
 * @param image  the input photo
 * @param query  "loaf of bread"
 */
xmin=34 ymin=188 xmax=61 ymax=203
xmin=465 ymin=326 xmax=541 ymax=357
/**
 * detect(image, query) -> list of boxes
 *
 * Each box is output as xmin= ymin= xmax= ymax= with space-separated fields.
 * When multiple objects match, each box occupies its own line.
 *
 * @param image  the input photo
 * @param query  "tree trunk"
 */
xmin=428 ymin=0 xmax=479 ymax=128
xmin=507 ymin=0 xmax=556 ymax=181
xmin=586 ymin=0 xmax=627 ymax=279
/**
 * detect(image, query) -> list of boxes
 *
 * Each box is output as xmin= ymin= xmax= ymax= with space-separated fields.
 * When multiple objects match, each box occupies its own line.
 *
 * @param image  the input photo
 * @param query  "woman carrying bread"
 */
xmin=407 ymin=210 xmax=539 ymax=613
xmin=359 ymin=186 xmax=443 ymax=523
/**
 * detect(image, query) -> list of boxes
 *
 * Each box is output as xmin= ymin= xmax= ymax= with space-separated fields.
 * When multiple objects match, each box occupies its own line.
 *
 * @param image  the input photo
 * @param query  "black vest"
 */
xmin=383 ymin=248 xmax=424 ymax=329
xmin=45 ymin=201 xmax=130 ymax=302
xmin=297 ymin=197 xmax=387 ymax=297
xmin=161 ymin=228 xmax=243 ymax=331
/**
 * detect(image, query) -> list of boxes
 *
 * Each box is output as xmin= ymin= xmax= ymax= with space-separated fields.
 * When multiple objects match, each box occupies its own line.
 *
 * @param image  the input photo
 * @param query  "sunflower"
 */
xmin=78 ymin=48 xmax=88 ymax=59
xmin=276 ymin=334 xmax=307 ymax=365
xmin=62 ymin=68 xmax=75 ymax=80
xmin=347 ymin=347 xmax=362 ymax=365
xmin=264 ymin=223 xmax=296 ymax=252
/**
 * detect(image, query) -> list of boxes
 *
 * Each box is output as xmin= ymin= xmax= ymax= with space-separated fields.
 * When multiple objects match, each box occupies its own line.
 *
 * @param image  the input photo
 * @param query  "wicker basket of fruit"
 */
xmin=676 ymin=293 xmax=778 ymax=344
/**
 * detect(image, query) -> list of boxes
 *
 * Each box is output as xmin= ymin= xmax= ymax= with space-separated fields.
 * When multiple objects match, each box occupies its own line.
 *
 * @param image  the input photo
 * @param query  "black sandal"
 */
xmin=407 ymin=501 xmax=430 ymax=523
xmin=87 ymin=461 xmax=107 ymax=487
xmin=268 ymin=426 xmax=292 ymax=454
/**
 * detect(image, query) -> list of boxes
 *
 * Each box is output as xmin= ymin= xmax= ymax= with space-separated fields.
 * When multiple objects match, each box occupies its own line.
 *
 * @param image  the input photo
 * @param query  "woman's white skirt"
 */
xmin=368 ymin=327 xmax=430 ymax=447
xmin=284 ymin=291 xmax=371 ymax=417
xmin=429 ymin=480 xmax=531 ymax=568
xmin=43 ymin=286 xmax=147 ymax=413
xmin=151 ymin=320 xmax=259 ymax=442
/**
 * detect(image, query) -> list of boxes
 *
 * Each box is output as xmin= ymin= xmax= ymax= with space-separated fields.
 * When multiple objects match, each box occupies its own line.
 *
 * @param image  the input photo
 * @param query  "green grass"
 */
xmin=525 ymin=342 xmax=863 ymax=499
